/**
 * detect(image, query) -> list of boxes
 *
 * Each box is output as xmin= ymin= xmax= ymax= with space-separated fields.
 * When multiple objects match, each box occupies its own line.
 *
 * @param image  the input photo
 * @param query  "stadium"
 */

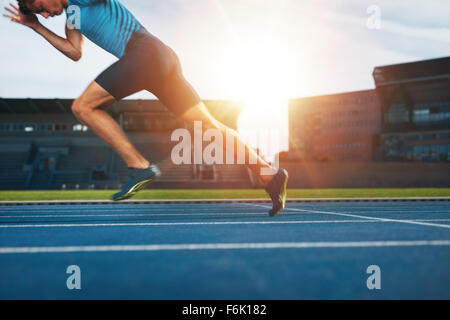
xmin=2 ymin=58 xmax=450 ymax=191
xmin=0 ymin=0 xmax=449 ymax=305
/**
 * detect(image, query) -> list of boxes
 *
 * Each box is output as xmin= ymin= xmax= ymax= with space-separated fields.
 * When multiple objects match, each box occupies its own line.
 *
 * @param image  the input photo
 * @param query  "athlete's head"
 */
xmin=17 ymin=0 xmax=67 ymax=18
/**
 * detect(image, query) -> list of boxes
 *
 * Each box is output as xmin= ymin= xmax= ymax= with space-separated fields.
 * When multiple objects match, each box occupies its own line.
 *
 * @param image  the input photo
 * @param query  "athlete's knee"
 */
xmin=71 ymin=98 xmax=83 ymax=118
xmin=178 ymin=104 xmax=218 ymax=128
xmin=180 ymin=112 xmax=220 ymax=131
xmin=71 ymin=97 xmax=106 ymax=118
xmin=71 ymin=97 xmax=95 ymax=118
xmin=203 ymin=118 xmax=224 ymax=131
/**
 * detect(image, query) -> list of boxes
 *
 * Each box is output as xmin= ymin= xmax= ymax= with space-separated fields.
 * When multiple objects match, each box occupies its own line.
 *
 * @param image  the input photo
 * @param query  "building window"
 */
xmin=24 ymin=124 xmax=36 ymax=132
xmin=430 ymin=145 xmax=439 ymax=161
xmin=413 ymin=109 xmax=430 ymax=122
xmin=13 ymin=123 xmax=24 ymax=131
xmin=387 ymin=103 xmax=409 ymax=124
xmin=73 ymin=124 xmax=88 ymax=132
xmin=438 ymin=145 xmax=447 ymax=161
xmin=413 ymin=146 xmax=423 ymax=161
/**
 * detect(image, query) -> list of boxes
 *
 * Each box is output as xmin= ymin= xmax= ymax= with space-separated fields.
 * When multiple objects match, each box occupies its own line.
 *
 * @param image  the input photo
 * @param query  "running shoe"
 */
xmin=111 ymin=164 xmax=161 ymax=201
xmin=265 ymin=168 xmax=289 ymax=216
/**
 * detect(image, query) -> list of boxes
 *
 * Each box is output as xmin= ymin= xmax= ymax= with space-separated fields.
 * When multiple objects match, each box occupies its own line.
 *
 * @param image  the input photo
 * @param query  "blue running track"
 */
xmin=0 ymin=201 xmax=449 ymax=299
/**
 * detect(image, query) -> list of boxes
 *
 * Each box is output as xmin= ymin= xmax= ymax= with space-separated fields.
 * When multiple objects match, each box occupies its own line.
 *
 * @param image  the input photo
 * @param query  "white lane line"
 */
xmin=1 ymin=211 xmax=449 ymax=218
xmin=0 ymin=219 xmax=378 ymax=228
xmin=243 ymin=204 xmax=450 ymax=230
xmin=1 ymin=219 xmax=450 ymax=229
xmin=0 ymin=212 xmax=275 ymax=218
xmin=0 ymin=210 xmax=314 ymax=218
xmin=0 ymin=203 xmax=447 ymax=211
xmin=0 ymin=208 xmax=248 ymax=214
xmin=0 ymin=203 xmax=239 ymax=212
xmin=301 ymin=210 xmax=450 ymax=213
xmin=1 ymin=240 xmax=450 ymax=254
xmin=0 ymin=204 xmax=243 ymax=211
xmin=407 ymin=219 xmax=450 ymax=222
xmin=1 ymin=205 xmax=447 ymax=214
xmin=0 ymin=208 xmax=270 ymax=214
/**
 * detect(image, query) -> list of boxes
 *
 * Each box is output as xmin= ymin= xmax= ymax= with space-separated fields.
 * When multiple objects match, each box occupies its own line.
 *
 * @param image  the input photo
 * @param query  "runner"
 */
xmin=3 ymin=0 xmax=288 ymax=216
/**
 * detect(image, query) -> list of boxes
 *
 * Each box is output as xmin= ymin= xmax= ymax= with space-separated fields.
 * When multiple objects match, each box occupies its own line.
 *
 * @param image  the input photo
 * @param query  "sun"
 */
xmin=219 ymin=42 xmax=291 ymax=161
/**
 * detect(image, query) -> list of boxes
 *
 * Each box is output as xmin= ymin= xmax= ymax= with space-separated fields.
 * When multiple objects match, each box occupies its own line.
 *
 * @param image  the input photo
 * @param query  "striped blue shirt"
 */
xmin=66 ymin=0 xmax=142 ymax=58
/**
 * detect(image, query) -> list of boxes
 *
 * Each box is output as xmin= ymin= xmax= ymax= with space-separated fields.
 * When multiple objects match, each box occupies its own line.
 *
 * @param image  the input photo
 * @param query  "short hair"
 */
xmin=17 ymin=0 xmax=34 ymax=15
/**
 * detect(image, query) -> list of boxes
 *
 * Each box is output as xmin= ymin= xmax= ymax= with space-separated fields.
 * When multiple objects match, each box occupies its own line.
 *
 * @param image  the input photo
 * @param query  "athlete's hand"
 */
xmin=3 ymin=2 xmax=40 ymax=29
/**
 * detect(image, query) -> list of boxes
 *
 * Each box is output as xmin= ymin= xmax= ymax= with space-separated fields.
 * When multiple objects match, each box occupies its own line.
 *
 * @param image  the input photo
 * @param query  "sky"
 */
xmin=1 ymin=0 xmax=449 ymax=101
xmin=2 ymin=0 xmax=449 ymax=160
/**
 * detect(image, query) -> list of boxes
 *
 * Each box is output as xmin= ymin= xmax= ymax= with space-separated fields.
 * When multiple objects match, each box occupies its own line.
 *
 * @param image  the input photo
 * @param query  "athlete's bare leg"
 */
xmin=159 ymin=72 xmax=276 ymax=186
xmin=71 ymin=81 xmax=150 ymax=169
xmin=180 ymin=103 xmax=276 ymax=185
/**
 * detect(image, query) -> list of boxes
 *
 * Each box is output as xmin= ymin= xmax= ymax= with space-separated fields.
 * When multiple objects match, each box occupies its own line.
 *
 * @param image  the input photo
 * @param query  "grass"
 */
xmin=0 ymin=188 xmax=449 ymax=201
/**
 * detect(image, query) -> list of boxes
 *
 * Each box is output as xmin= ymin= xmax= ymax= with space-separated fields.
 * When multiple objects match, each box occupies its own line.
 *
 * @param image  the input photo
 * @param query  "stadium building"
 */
xmin=288 ymin=56 xmax=450 ymax=164
xmin=289 ymin=90 xmax=381 ymax=162
xmin=282 ymin=57 xmax=450 ymax=189
xmin=1 ymin=57 xmax=449 ymax=190
xmin=373 ymin=56 xmax=450 ymax=162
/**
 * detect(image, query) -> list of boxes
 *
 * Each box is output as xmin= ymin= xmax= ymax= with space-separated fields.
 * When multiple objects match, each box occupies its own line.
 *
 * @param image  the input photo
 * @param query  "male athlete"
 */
xmin=3 ymin=0 xmax=288 ymax=216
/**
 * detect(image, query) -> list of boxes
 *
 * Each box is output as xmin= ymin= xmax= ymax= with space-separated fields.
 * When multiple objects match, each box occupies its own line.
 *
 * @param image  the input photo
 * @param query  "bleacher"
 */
xmin=114 ymin=140 xmax=173 ymax=182
xmin=0 ymin=139 xmax=253 ymax=189
xmin=215 ymin=164 xmax=249 ymax=182
xmin=56 ymin=146 xmax=111 ymax=171
xmin=157 ymin=159 xmax=195 ymax=182
xmin=0 ymin=98 xmax=253 ymax=190
xmin=46 ymin=146 xmax=112 ymax=188
xmin=0 ymin=144 xmax=30 ymax=189
xmin=52 ymin=172 xmax=90 ymax=185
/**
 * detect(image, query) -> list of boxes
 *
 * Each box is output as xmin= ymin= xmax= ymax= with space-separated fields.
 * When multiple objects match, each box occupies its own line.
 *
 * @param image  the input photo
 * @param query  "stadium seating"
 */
xmin=0 ymin=149 xmax=29 ymax=189
xmin=215 ymin=164 xmax=249 ymax=182
xmin=157 ymin=159 xmax=195 ymax=182
xmin=52 ymin=172 xmax=89 ymax=185
xmin=56 ymin=146 xmax=111 ymax=171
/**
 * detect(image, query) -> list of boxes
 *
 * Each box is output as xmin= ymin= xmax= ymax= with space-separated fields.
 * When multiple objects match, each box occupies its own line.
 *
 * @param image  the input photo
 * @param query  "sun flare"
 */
xmin=219 ymin=42 xmax=291 ymax=161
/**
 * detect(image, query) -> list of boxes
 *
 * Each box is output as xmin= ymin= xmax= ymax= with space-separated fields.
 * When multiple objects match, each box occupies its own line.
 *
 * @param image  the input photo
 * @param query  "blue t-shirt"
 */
xmin=66 ymin=0 xmax=142 ymax=58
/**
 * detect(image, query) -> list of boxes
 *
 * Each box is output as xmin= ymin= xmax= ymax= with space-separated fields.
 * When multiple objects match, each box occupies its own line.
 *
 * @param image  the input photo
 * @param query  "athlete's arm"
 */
xmin=31 ymin=22 xmax=84 ymax=61
xmin=64 ymin=24 xmax=84 ymax=61
xmin=2 ymin=3 xmax=84 ymax=62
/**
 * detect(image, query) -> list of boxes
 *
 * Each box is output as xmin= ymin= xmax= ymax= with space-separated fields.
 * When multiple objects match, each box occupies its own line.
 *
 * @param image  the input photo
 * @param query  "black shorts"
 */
xmin=95 ymin=28 xmax=201 ymax=116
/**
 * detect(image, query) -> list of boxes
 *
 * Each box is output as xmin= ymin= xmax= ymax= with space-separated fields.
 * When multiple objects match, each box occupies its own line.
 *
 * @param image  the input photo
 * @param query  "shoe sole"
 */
xmin=269 ymin=170 xmax=289 ymax=217
xmin=112 ymin=178 xmax=153 ymax=201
